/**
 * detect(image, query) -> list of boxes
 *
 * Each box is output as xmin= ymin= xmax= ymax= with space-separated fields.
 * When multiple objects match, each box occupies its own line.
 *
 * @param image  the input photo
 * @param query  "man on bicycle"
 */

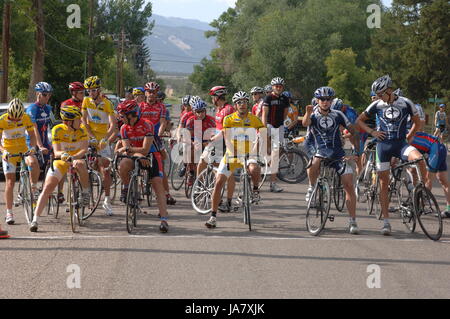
xmin=1 ymin=98 xmax=40 ymax=226
xmin=205 ymin=91 xmax=263 ymax=228
xmin=82 ymin=76 xmax=116 ymax=216
xmin=302 ymin=87 xmax=360 ymax=235
xmin=116 ymin=100 xmax=169 ymax=233
xmin=184 ymin=99 xmax=217 ymax=177
xmin=262 ymin=77 xmax=290 ymax=193
xmin=30 ymin=106 xmax=90 ymax=232
xmin=61 ymin=82 xmax=85 ymax=110
xmin=356 ymin=75 xmax=426 ymax=235
xmin=434 ymin=104 xmax=448 ymax=141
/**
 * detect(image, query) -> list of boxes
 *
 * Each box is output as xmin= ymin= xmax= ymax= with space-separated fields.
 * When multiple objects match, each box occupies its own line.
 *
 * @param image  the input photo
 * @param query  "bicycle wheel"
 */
xmin=395 ymin=170 xmax=416 ymax=232
xmin=21 ymin=172 xmax=34 ymax=225
xmin=414 ymin=185 xmax=442 ymax=241
xmin=243 ymin=174 xmax=252 ymax=231
xmin=170 ymin=161 xmax=185 ymax=191
xmin=46 ymin=194 xmax=57 ymax=216
xmin=257 ymin=156 xmax=269 ymax=190
xmin=306 ymin=180 xmax=331 ymax=236
xmin=68 ymin=177 xmax=79 ymax=233
xmin=185 ymin=172 xmax=194 ymax=199
xmin=192 ymin=167 xmax=216 ymax=215
xmin=126 ymin=174 xmax=139 ymax=234
xmin=81 ymin=170 xmax=103 ymax=220
xmin=333 ymin=174 xmax=345 ymax=212
xmin=277 ymin=149 xmax=308 ymax=184
xmin=110 ymin=168 xmax=120 ymax=205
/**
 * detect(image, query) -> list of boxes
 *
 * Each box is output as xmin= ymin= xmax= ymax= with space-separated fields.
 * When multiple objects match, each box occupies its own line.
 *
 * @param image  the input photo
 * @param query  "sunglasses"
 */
xmin=41 ymin=93 xmax=50 ymax=97
xmin=236 ymin=100 xmax=248 ymax=105
xmin=88 ymin=89 xmax=99 ymax=93
xmin=318 ymin=97 xmax=333 ymax=102
xmin=146 ymin=90 xmax=157 ymax=93
xmin=195 ymin=109 xmax=206 ymax=113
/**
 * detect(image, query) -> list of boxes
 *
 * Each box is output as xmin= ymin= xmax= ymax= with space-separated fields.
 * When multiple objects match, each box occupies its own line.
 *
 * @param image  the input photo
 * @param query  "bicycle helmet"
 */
xmin=314 ymin=86 xmax=336 ymax=98
xmin=439 ymin=104 xmax=446 ymax=108
xmin=84 ymin=76 xmax=101 ymax=89
xmin=144 ymin=81 xmax=160 ymax=92
xmin=69 ymin=82 xmax=84 ymax=92
xmin=371 ymin=75 xmax=392 ymax=94
xmin=271 ymin=77 xmax=285 ymax=86
xmin=264 ymin=85 xmax=273 ymax=93
xmin=34 ymin=82 xmax=53 ymax=93
xmin=393 ymin=88 xmax=403 ymax=97
xmin=7 ymin=98 xmax=25 ymax=119
xmin=181 ymin=95 xmax=191 ymax=106
xmin=311 ymin=97 xmax=318 ymax=107
xmin=331 ymin=98 xmax=344 ymax=111
xmin=132 ymin=87 xmax=145 ymax=95
xmin=209 ymin=86 xmax=227 ymax=97
xmin=192 ymin=99 xmax=207 ymax=112
xmin=232 ymin=91 xmax=250 ymax=104
xmin=60 ymin=105 xmax=82 ymax=121
xmin=157 ymin=91 xmax=166 ymax=100
xmin=370 ymin=91 xmax=376 ymax=97
xmin=282 ymin=91 xmax=293 ymax=99
xmin=117 ymin=100 xmax=140 ymax=117
xmin=189 ymin=96 xmax=202 ymax=108
xmin=250 ymin=86 xmax=264 ymax=94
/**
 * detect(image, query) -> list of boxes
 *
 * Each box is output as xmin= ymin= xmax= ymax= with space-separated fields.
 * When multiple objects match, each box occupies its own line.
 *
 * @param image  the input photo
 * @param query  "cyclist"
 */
xmin=262 ymin=77 xmax=290 ymax=193
xmin=356 ymin=75 xmax=426 ymax=235
xmin=116 ymin=100 xmax=169 ymax=233
xmin=209 ymin=86 xmax=237 ymax=212
xmin=26 ymin=82 xmax=55 ymax=167
xmin=140 ymin=81 xmax=176 ymax=205
xmin=61 ymin=82 xmax=85 ymax=110
xmin=283 ymin=91 xmax=300 ymax=135
xmin=410 ymin=131 xmax=450 ymax=218
xmin=82 ymin=76 xmax=116 ymax=216
xmin=302 ymin=87 xmax=360 ymax=234
xmin=0 ymin=98 xmax=40 ymax=225
xmin=177 ymin=95 xmax=198 ymax=142
xmin=180 ymin=95 xmax=191 ymax=118
xmin=434 ymin=104 xmax=447 ymax=141
xmin=184 ymin=99 xmax=216 ymax=177
xmin=205 ymin=91 xmax=264 ymax=228
xmin=250 ymin=86 xmax=265 ymax=119
xmin=30 ymin=106 xmax=90 ymax=232
xmin=133 ymin=87 xmax=146 ymax=104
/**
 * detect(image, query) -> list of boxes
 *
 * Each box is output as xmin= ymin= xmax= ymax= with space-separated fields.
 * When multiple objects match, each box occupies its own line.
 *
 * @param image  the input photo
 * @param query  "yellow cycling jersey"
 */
xmin=52 ymin=123 xmax=88 ymax=156
xmin=223 ymin=112 xmax=264 ymax=156
xmin=0 ymin=113 xmax=34 ymax=154
xmin=82 ymin=96 xmax=114 ymax=138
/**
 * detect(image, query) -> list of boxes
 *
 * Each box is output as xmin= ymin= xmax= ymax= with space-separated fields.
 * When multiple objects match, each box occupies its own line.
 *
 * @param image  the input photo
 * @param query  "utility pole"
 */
xmin=119 ymin=28 xmax=125 ymax=98
xmin=1 ymin=1 xmax=11 ymax=102
xmin=87 ymin=0 xmax=94 ymax=76
xmin=114 ymin=28 xmax=130 ymax=98
xmin=28 ymin=0 xmax=45 ymax=102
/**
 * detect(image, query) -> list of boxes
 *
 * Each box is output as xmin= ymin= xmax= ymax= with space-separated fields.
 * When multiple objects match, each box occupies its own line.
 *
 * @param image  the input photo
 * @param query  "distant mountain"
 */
xmin=146 ymin=15 xmax=217 ymax=74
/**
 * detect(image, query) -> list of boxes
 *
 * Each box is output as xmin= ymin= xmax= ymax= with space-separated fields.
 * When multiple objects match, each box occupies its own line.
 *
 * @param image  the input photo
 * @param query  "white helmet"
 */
xmin=189 ymin=95 xmax=202 ymax=108
xmin=250 ymin=86 xmax=264 ymax=94
xmin=271 ymin=77 xmax=285 ymax=86
xmin=8 ymin=98 xmax=25 ymax=119
xmin=232 ymin=91 xmax=250 ymax=104
xmin=371 ymin=75 xmax=392 ymax=94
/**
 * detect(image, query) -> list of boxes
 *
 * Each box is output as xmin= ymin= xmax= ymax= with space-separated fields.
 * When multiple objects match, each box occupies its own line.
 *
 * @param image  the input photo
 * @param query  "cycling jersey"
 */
xmin=82 ymin=96 xmax=114 ymax=139
xmin=26 ymin=102 xmax=53 ymax=149
xmin=180 ymin=111 xmax=194 ymax=128
xmin=215 ymin=104 xmax=235 ymax=131
xmin=61 ymin=98 xmax=82 ymax=110
xmin=0 ymin=113 xmax=34 ymax=154
xmin=185 ymin=115 xmax=216 ymax=142
xmin=364 ymin=96 xmax=418 ymax=141
xmin=435 ymin=111 xmax=447 ymax=126
xmin=140 ymin=101 xmax=167 ymax=126
xmin=263 ymin=93 xmax=289 ymax=128
xmin=286 ymin=104 xmax=299 ymax=126
xmin=120 ymin=118 xmax=154 ymax=149
xmin=252 ymin=101 xmax=263 ymax=117
xmin=309 ymin=109 xmax=351 ymax=159
xmin=52 ymin=123 xmax=88 ymax=156
xmin=223 ymin=112 xmax=264 ymax=156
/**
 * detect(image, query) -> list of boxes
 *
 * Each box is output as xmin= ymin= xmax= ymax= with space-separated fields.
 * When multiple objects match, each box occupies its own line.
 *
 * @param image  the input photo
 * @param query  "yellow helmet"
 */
xmin=60 ymin=105 xmax=82 ymax=121
xmin=8 ymin=98 xmax=24 ymax=120
xmin=84 ymin=76 xmax=101 ymax=89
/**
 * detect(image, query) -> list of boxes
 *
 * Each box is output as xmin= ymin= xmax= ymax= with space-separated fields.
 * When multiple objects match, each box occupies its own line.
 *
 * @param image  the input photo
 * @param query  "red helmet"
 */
xmin=69 ymin=82 xmax=85 ymax=92
xmin=209 ymin=86 xmax=227 ymax=97
xmin=144 ymin=82 xmax=160 ymax=92
xmin=117 ymin=100 xmax=140 ymax=116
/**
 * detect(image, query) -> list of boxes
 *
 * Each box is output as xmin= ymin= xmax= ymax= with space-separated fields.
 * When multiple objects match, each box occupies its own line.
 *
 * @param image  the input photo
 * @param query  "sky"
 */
xmin=149 ymin=0 xmax=393 ymax=23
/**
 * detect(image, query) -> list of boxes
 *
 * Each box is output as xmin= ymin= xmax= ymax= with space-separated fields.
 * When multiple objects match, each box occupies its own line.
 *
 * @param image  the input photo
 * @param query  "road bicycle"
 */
xmin=276 ymin=133 xmax=308 ymax=184
xmin=80 ymin=146 xmax=104 ymax=220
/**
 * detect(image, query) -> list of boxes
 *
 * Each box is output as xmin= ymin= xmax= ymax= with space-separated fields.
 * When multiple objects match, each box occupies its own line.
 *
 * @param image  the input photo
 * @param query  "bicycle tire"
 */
xmin=185 ymin=172 xmax=194 ymax=199
xmin=277 ymin=149 xmax=308 ymax=184
xmin=257 ymin=156 xmax=269 ymax=190
xmin=46 ymin=194 xmax=57 ymax=216
xmin=333 ymin=174 xmax=345 ymax=212
xmin=192 ymin=167 xmax=216 ymax=215
xmin=126 ymin=174 xmax=139 ymax=234
xmin=68 ymin=176 xmax=79 ymax=233
xmin=395 ymin=171 xmax=416 ymax=233
xmin=21 ymin=171 xmax=34 ymax=225
xmin=413 ymin=185 xmax=442 ymax=241
xmin=243 ymin=174 xmax=252 ymax=231
xmin=306 ymin=180 xmax=331 ymax=236
xmin=81 ymin=170 xmax=103 ymax=220
xmin=170 ymin=161 xmax=185 ymax=191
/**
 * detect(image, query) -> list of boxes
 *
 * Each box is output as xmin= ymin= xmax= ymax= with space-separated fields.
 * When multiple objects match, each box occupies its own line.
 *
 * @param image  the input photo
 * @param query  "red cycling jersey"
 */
xmin=139 ymin=101 xmax=167 ymax=126
xmin=185 ymin=115 xmax=216 ymax=141
xmin=252 ymin=101 xmax=263 ymax=117
xmin=120 ymin=118 xmax=154 ymax=149
xmin=180 ymin=111 xmax=194 ymax=128
xmin=215 ymin=104 xmax=235 ymax=131
xmin=61 ymin=98 xmax=82 ymax=110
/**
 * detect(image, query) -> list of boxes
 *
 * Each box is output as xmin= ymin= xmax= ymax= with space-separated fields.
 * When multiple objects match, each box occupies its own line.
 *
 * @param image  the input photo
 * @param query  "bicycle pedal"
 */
xmin=328 ymin=215 xmax=335 ymax=222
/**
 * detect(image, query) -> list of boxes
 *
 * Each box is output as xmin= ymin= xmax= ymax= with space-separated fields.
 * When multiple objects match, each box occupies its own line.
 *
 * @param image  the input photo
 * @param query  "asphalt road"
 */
xmin=1 ymin=107 xmax=450 ymax=300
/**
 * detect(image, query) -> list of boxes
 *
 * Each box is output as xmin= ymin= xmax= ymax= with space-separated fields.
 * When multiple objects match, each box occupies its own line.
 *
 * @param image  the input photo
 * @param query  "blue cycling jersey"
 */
xmin=331 ymin=104 xmax=358 ymax=124
xmin=364 ymin=96 xmax=418 ymax=141
xmin=309 ymin=109 xmax=351 ymax=159
xmin=25 ymin=103 xmax=53 ymax=148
